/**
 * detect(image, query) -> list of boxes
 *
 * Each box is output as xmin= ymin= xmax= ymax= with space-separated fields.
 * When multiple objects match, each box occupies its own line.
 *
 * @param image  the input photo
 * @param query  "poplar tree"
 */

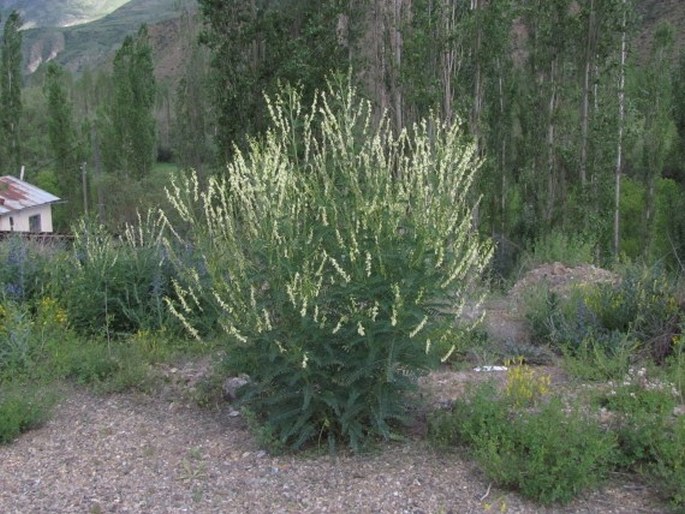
xmin=103 ymin=24 xmax=157 ymax=179
xmin=198 ymin=0 xmax=351 ymax=160
xmin=637 ymin=23 xmax=677 ymax=246
xmin=1 ymin=11 xmax=23 ymax=176
xmin=44 ymin=62 xmax=82 ymax=213
xmin=174 ymin=8 xmax=211 ymax=172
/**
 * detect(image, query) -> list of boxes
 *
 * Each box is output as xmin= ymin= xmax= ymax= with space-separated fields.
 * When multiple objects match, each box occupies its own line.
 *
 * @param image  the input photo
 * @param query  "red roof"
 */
xmin=0 ymin=175 xmax=61 ymax=215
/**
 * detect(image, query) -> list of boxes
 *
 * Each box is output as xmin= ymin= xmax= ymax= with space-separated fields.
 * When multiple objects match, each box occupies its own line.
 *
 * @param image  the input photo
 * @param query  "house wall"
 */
xmin=0 ymin=205 xmax=54 ymax=232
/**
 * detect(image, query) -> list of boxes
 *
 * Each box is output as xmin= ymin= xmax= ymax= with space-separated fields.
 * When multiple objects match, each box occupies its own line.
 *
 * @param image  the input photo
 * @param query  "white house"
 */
xmin=0 ymin=175 xmax=61 ymax=233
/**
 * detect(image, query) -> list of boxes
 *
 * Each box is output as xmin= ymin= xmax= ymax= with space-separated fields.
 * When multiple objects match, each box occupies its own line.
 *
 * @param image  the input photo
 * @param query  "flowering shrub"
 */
xmin=54 ymin=216 xmax=175 ymax=336
xmin=0 ymin=236 xmax=52 ymax=302
xmin=163 ymin=83 xmax=492 ymax=451
xmin=505 ymin=357 xmax=551 ymax=407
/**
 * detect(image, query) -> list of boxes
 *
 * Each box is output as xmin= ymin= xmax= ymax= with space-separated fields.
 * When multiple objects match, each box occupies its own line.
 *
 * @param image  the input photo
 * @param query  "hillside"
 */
xmin=20 ymin=0 xmax=196 ymax=75
xmin=635 ymin=0 xmax=685 ymax=59
xmin=0 ymin=0 xmax=129 ymax=29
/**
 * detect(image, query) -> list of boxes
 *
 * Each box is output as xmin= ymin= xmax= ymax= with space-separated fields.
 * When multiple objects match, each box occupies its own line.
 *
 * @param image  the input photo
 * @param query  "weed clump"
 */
xmin=430 ymin=382 xmax=616 ymax=505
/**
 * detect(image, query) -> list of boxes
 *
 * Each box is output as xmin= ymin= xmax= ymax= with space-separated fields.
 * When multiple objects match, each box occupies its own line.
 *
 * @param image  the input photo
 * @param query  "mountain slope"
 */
xmin=21 ymin=0 xmax=196 ymax=74
xmin=0 ymin=0 xmax=129 ymax=29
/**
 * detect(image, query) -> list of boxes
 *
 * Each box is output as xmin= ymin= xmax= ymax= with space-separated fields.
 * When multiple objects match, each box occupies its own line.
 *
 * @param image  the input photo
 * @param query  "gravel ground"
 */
xmin=0 ymin=385 xmax=668 ymax=514
xmin=0 ymin=267 xmax=673 ymax=514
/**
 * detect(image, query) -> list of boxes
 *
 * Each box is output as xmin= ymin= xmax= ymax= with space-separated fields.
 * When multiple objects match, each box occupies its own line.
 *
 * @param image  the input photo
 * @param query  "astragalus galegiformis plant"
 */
xmin=163 ymin=83 xmax=492 ymax=451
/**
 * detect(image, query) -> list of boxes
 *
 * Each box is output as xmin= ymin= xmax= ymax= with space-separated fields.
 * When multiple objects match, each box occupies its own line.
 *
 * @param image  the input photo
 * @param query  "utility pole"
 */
xmin=81 ymin=161 xmax=88 ymax=215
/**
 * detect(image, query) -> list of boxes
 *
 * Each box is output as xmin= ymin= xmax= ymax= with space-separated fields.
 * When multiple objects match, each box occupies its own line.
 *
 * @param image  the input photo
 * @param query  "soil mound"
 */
xmin=509 ymin=262 xmax=617 ymax=301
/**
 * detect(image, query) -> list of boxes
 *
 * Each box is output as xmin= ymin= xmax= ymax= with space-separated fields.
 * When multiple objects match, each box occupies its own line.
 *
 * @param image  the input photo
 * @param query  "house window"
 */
xmin=29 ymin=214 xmax=41 ymax=233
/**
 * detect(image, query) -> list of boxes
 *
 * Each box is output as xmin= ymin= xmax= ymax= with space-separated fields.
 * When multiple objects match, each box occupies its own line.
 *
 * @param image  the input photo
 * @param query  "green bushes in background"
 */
xmin=524 ymin=264 xmax=682 ymax=372
xmin=52 ymin=216 xmax=176 ymax=337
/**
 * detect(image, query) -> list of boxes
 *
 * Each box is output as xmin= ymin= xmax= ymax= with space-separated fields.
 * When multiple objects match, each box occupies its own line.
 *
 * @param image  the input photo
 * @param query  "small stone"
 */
xmin=222 ymin=375 xmax=250 ymax=401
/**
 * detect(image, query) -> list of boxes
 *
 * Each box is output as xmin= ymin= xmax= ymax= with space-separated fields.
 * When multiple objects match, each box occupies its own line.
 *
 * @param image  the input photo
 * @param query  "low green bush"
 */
xmin=649 ymin=416 xmax=685 ymax=508
xmin=523 ymin=265 xmax=682 ymax=369
xmin=588 ymin=265 xmax=680 ymax=361
xmin=560 ymin=333 xmax=638 ymax=381
xmin=0 ymin=382 xmax=56 ymax=444
xmin=595 ymin=373 xmax=684 ymax=508
xmin=44 ymin=335 xmax=154 ymax=394
xmin=53 ymin=216 xmax=176 ymax=337
xmin=430 ymin=383 xmax=617 ymax=505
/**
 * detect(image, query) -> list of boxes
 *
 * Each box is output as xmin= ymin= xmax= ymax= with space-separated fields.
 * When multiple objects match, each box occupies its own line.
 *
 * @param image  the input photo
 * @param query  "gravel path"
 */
xmin=0 ymin=386 xmax=667 ymax=514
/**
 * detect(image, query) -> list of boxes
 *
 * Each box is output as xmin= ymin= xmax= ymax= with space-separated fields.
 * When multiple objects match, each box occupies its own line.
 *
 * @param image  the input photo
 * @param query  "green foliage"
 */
xmin=619 ymin=177 xmax=647 ymax=260
xmin=0 ymin=300 xmax=33 ymax=375
xmin=650 ymin=178 xmax=685 ymax=269
xmin=523 ymin=265 xmax=682 ymax=369
xmin=164 ymin=82 xmax=492 ymax=451
xmin=0 ymin=10 xmax=23 ymax=174
xmin=588 ymin=265 xmax=680 ymax=361
xmin=1 ymin=294 xmax=71 ymax=379
xmin=649 ymin=416 xmax=685 ymax=507
xmin=53 ymin=217 xmax=175 ymax=336
xmin=668 ymin=331 xmax=685 ymax=399
xmin=430 ymin=383 xmax=617 ymax=505
xmin=44 ymin=62 xmax=83 ymax=219
xmin=87 ymin=162 xmax=182 ymax=231
xmin=520 ymin=230 xmax=596 ymax=272
xmin=47 ymin=337 xmax=153 ymax=394
xmin=596 ymin=372 xmax=684 ymax=507
xmin=560 ymin=334 xmax=638 ymax=381
xmin=0 ymin=236 xmax=48 ymax=302
xmin=101 ymin=24 xmax=156 ymax=178
xmin=198 ymin=0 xmax=352 ymax=158
xmin=0 ymin=382 xmax=56 ymax=444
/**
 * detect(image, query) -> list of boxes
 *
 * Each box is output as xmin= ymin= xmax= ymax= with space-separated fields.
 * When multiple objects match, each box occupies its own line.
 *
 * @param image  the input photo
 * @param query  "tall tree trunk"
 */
xmin=392 ymin=0 xmax=403 ymax=132
xmin=90 ymin=123 xmax=105 ymax=222
xmin=441 ymin=0 xmax=457 ymax=124
xmin=471 ymin=0 xmax=483 ymax=153
xmin=497 ymin=57 xmax=507 ymax=233
xmin=546 ymin=58 xmax=558 ymax=223
xmin=614 ymin=2 xmax=627 ymax=258
xmin=579 ymin=0 xmax=595 ymax=187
